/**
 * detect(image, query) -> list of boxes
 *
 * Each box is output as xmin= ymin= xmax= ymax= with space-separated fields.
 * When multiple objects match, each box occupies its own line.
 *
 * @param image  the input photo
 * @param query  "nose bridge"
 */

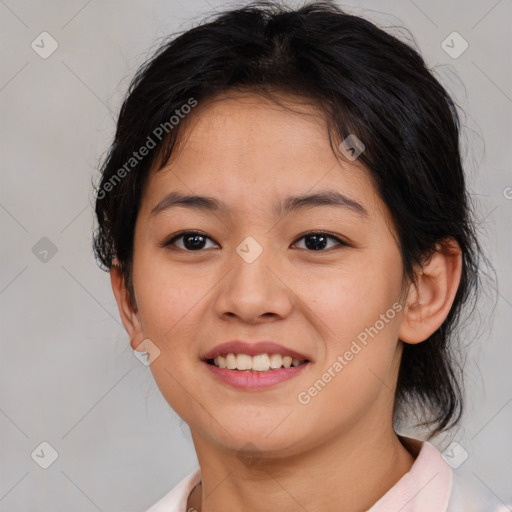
xmin=213 ymin=234 xmax=292 ymax=322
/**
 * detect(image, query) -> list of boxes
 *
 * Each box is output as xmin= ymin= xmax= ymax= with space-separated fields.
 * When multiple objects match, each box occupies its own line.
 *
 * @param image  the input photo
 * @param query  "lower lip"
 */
xmin=202 ymin=360 xmax=310 ymax=390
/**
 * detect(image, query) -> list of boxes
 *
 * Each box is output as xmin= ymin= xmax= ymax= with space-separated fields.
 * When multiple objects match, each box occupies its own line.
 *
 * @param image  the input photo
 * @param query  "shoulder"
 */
xmin=447 ymin=469 xmax=511 ymax=512
xmin=396 ymin=436 xmax=510 ymax=512
xmin=144 ymin=468 xmax=201 ymax=512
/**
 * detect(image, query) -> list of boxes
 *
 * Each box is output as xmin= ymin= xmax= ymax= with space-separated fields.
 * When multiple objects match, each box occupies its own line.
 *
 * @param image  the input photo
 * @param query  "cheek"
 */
xmin=297 ymin=292 xmax=402 ymax=433
xmin=133 ymin=254 xmax=207 ymax=338
xmin=297 ymin=256 xmax=402 ymax=339
xmin=295 ymin=251 xmax=403 ymax=399
xmin=133 ymin=262 xmax=207 ymax=415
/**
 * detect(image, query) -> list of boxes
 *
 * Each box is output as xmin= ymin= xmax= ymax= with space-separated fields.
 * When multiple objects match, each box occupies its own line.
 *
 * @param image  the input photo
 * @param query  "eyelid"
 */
xmin=160 ymin=230 xmax=218 ymax=249
xmin=291 ymin=231 xmax=350 ymax=250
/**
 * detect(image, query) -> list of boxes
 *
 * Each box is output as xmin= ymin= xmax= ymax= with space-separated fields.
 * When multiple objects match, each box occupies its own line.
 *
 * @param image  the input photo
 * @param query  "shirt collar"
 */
xmin=367 ymin=436 xmax=453 ymax=512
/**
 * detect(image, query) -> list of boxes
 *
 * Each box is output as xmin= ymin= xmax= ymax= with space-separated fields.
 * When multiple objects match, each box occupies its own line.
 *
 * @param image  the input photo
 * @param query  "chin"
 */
xmin=206 ymin=423 xmax=307 ymax=458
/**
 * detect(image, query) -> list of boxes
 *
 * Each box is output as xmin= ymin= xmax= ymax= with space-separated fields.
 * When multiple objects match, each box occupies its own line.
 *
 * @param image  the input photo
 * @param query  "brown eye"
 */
xmin=163 ymin=231 xmax=219 ymax=251
xmin=292 ymin=232 xmax=347 ymax=251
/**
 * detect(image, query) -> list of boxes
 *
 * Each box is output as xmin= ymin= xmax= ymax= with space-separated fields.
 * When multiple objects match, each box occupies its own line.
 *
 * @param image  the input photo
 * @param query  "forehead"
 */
xmin=140 ymin=91 xmax=385 ymax=223
xmin=159 ymin=91 xmax=335 ymax=175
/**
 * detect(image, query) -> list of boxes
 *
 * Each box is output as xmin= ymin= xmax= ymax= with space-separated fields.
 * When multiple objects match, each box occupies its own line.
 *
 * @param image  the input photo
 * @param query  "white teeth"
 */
xmin=225 ymin=353 xmax=237 ymax=370
xmin=252 ymin=354 xmax=270 ymax=371
xmin=236 ymin=354 xmax=252 ymax=370
xmin=212 ymin=353 xmax=306 ymax=371
xmin=269 ymin=354 xmax=283 ymax=369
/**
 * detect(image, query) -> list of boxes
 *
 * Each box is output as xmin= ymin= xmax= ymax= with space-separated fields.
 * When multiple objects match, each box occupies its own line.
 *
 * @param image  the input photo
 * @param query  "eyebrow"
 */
xmin=150 ymin=190 xmax=369 ymax=218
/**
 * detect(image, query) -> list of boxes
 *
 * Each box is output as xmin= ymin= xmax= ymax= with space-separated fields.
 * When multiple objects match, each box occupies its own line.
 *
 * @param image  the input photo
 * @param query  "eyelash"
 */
xmin=161 ymin=230 xmax=349 ymax=252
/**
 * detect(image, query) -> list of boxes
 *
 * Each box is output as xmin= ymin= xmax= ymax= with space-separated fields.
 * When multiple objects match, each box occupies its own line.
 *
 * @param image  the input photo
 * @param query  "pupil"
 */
xmin=185 ymin=234 xmax=205 ymax=250
xmin=305 ymin=234 xmax=327 ymax=251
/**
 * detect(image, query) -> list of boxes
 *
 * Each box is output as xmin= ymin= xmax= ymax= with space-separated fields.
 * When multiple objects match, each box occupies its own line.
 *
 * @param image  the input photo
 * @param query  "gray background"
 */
xmin=0 ymin=0 xmax=511 ymax=510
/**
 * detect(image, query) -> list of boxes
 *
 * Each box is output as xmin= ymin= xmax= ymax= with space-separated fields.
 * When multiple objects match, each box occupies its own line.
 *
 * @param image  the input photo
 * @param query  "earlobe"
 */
xmin=398 ymin=238 xmax=462 ymax=344
xmin=110 ymin=260 xmax=144 ymax=351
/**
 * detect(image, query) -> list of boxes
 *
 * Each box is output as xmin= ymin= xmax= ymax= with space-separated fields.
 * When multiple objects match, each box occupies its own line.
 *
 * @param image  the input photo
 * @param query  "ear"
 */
xmin=398 ymin=238 xmax=463 ymax=344
xmin=110 ymin=259 xmax=145 ymax=352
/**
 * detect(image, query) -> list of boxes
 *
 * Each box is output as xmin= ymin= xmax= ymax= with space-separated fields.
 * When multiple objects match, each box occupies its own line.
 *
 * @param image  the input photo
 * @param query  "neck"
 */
xmin=188 ymin=421 xmax=416 ymax=512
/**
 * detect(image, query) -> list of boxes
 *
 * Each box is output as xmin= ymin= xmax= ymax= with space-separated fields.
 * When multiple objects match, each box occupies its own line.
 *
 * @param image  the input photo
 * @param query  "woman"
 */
xmin=93 ymin=1 xmax=507 ymax=510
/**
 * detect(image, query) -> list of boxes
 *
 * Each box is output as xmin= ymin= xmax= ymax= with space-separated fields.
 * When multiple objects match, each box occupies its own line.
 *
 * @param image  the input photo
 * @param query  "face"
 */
xmin=128 ymin=91 xmax=408 ymax=457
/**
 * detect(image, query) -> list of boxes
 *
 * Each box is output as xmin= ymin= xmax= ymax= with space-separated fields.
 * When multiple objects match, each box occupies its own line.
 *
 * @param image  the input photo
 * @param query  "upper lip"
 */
xmin=201 ymin=341 xmax=311 ymax=362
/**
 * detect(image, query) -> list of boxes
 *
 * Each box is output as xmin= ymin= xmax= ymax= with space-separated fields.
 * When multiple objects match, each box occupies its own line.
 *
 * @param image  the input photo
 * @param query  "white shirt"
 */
xmin=144 ymin=437 xmax=509 ymax=512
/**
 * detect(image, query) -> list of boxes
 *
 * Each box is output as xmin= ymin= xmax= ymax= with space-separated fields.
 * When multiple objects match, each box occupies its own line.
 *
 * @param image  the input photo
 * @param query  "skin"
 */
xmin=111 ymin=90 xmax=462 ymax=512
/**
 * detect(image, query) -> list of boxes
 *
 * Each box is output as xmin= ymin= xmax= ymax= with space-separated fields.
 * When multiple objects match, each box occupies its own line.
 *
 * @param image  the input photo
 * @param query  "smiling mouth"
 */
xmin=206 ymin=353 xmax=310 ymax=372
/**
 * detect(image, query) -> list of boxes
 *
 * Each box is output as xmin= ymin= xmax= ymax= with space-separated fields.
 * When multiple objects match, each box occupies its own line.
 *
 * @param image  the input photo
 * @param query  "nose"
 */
xmin=213 ymin=244 xmax=294 ymax=325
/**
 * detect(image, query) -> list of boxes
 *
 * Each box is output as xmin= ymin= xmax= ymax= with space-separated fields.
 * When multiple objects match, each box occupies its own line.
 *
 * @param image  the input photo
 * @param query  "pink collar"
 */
xmin=368 ymin=436 xmax=452 ymax=511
